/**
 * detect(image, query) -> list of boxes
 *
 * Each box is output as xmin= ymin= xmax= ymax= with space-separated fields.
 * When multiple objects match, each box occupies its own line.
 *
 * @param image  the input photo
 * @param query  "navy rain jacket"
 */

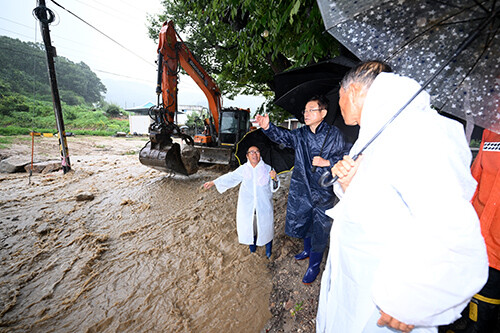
xmin=263 ymin=121 xmax=347 ymax=252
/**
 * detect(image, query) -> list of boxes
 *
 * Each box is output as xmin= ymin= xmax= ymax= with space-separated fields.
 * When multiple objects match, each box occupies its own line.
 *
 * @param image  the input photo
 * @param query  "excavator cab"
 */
xmin=219 ymin=108 xmax=250 ymax=146
xmin=196 ymin=108 xmax=250 ymax=165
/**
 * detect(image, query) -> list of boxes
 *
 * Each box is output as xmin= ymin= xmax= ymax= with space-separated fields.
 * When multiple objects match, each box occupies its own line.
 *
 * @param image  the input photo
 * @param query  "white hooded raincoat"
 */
xmin=213 ymin=159 xmax=278 ymax=246
xmin=316 ymin=73 xmax=488 ymax=332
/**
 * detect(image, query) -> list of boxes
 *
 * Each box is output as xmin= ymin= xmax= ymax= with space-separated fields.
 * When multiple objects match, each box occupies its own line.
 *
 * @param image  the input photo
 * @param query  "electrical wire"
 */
xmin=73 ymin=0 xmax=132 ymax=22
xmin=0 ymin=16 xmax=33 ymax=29
xmin=0 ymin=45 xmax=153 ymax=85
xmin=33 ymin=5 xmax=56 ymax=24
xmin=0 ymin=27 xmax=35 ymax=40
xmin=0 ymin=16 xmax=101 ymax=52
xmin=94 ymin=69 xmax=153 ymax=83
xmin=48 ymin=0 xmax=155 ymax=68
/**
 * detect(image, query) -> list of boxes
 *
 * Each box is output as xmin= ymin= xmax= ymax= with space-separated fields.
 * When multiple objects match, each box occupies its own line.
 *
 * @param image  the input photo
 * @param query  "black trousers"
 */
xmin=439 ymin=267 xmax=500 ymax=333
xmin=449 ymin=267 xmax=500 ymax=333
xmin=467 ymin=267 xmax=500 ymax=333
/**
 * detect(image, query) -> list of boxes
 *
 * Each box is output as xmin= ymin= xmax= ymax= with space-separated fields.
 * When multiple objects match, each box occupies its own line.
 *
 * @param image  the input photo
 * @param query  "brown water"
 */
xmin=0 ymin=139 xmax=272 ymax=332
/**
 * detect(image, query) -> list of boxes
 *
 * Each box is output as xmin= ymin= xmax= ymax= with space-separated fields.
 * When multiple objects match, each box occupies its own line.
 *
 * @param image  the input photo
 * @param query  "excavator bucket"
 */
xmin=139 ymin=141 xmax=200 ymax=175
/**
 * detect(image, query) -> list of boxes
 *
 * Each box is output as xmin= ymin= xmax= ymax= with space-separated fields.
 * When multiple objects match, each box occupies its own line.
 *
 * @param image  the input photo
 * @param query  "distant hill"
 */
xmin=0 ymin=35 xmax=106 ymax=105
xmin=0 ymin=36 xmax=131 ymax=136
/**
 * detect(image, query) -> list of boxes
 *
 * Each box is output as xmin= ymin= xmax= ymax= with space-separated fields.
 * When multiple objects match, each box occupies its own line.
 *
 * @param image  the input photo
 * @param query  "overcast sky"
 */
xmin=0 ymin=0 xmax=265 ymax=112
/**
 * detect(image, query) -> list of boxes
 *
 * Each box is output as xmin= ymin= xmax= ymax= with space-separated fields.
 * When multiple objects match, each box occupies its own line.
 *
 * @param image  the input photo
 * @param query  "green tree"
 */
xmin=147 ymin=0 xmax=340 ymax=120
xmin=60 ymin=90 xmax=85 ymax=106
xmin=0 ymin=36 xmax=106 ymax=105
xmin=186 ymin=108 xmax=209 ymax=127
xmin=105 ymin=104 xmax=122 ymax=117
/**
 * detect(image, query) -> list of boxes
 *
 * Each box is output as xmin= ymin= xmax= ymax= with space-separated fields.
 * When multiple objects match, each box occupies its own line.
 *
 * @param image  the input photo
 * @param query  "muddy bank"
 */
xmin=0 ymin=136 xmax=322 ymax=333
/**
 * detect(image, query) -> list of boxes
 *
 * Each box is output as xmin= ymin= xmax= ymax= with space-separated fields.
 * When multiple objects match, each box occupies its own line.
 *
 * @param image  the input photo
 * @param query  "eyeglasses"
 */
xmin=302 ymin=108 xmax=323 ymax=115
xmin=247 ymin=150 xmax=260 ymax=155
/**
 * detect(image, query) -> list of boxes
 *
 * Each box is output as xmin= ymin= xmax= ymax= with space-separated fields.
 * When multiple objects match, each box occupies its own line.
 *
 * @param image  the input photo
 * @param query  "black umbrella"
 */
xmin=273 ymin=55 xmax=358 ymax=100
xmin=275 ymin=78 xmax=339 ymax=123
xmin=273 ymin=56 xmax=360 ymax=144
xmin=317 ymin=0 xmax=500 ymax=134
xmin=234 ymin=128 xmax=295 ymax=174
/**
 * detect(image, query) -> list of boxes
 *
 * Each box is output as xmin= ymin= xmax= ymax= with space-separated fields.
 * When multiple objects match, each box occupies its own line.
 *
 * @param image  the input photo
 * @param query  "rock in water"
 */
xmin=24 ymin=161 xmax=61 ymax=174
xmin=0 ymin=156 xmax=30 ymax=173
xmin=76 ymin=192 xmax=95 ymax=201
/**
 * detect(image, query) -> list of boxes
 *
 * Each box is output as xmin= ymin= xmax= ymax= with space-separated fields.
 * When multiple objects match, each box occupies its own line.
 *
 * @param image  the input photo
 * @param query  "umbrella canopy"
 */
xmin=273 ymin=56 xmax=360 ymax=144
xmin=234 ymin=128 xmax=295 ymax=174
xmin=273 ymin=55 xmax=358 ymax=100
xmin=275 ymin=78 xmax=340 ymax=123
xmin=317 ymin=0 xmax=500 ymax=134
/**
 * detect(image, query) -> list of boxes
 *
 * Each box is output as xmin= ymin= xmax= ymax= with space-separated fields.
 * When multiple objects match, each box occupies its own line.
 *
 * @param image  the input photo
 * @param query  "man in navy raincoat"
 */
xmin=256 ymin=95 xmax=346 ymax=284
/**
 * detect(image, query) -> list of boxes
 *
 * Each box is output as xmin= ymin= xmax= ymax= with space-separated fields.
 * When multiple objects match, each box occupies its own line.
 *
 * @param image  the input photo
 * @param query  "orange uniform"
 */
xmin=471 ymin=129 xmax=500 ymax=271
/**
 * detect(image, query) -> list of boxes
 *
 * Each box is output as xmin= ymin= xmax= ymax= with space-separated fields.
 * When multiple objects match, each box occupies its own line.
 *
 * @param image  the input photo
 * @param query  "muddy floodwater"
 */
xmin=0 ymin=136 xmax=283 ymax=332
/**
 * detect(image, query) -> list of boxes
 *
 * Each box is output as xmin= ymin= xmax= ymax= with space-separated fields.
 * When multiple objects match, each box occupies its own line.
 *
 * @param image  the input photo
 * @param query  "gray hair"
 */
xmin=341 ymin=61 xmax=393 ymax=92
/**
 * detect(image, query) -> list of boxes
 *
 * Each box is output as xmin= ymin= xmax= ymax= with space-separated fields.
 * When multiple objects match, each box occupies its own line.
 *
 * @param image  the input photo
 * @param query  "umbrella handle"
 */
xmin=319 ymin=153 xmax=361 ymax=187
xmin=319 ymin=171 xmax=338 ymax=187
xmin=271 ymin=167 xmax=279 ymax=190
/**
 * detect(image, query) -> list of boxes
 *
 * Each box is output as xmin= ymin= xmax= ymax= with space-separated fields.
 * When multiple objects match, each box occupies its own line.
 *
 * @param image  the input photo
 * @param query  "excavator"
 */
xmin=139 ymin=20 xmax=251 ymax=175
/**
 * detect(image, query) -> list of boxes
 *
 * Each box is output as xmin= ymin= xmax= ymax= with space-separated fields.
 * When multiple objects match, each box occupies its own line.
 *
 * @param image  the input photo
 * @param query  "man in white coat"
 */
xmin=316 ymin=61 xmax=488 ymax=333
xmin=203 ymin=146 xmax=279 ymax=258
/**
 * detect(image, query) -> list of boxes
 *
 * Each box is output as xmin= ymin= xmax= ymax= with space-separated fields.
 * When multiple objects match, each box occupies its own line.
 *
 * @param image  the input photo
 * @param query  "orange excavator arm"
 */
xmin=139 ymin=20 xmax=250 ymax=175
xmin=157 ymin=20 xmax=222 ymax=133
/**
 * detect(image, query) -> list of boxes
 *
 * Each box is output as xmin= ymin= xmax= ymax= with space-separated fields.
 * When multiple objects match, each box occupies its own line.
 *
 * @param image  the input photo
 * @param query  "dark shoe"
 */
xmin=265 ymin=241 xmax=273 ymax=258
xmin=294 ymin=237 xmax=311 ymax=260
xmin=249 ymin=236 xmax=257 ymax=253
xmin=302 ymin=251 xmax=323 ymax=284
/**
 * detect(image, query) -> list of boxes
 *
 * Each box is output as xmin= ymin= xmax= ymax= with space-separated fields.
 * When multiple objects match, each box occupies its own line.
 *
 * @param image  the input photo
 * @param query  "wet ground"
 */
xmin=0 ymin=135 xmax=322 ymax=333
xmin=4 ymin=135 xmax=493 ymax=332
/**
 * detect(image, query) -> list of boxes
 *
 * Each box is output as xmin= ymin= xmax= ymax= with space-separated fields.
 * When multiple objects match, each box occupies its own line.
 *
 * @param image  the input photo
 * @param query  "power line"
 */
xmin=47 ymin=0 xmax=155 ymax=68
xmin=0 ymin=16 xmax=34 ymax=29
xmin=71 ymin=0 xmax=133 ymax=24
xmin=0 ymin=46 xmax=45 ymax=59
xmin=0 ymin=28 xmax=35 ymax=41
xmin=2 ymin=2 xmax=161 ymax=95
xmin=0 ymin=44 xmax=153 ymax=84
xmin=0 ymin=21 xmax=127 ymax=65
xmin=117 ymin=0 xmax=147 ymax=14
xmin=94 ymin=69 xmax=154 ymax=83
xmin=0 ymin=16 xmax=93 ymax=51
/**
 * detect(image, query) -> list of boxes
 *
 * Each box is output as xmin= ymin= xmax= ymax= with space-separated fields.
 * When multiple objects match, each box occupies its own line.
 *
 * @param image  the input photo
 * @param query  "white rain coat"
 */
xmin=213 ymin=159 xmax=279 ymax=246
xmin=316 ymin=73 xmax=488 ymax=333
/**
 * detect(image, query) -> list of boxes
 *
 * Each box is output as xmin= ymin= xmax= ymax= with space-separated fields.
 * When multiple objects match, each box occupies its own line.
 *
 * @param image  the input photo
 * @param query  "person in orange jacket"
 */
xmin=451 ymin=128 xmax=500 ymax=332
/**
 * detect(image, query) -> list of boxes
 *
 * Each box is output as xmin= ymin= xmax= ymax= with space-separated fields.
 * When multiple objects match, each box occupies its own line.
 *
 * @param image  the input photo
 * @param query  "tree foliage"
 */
xmin=0 ymin=93 xmax=129 ymax=135
xmin=186 ymin=108 xmax=210 ymax=128
xmin=0 ymin=36 xmax=128 ymax=135
xmin=105 ymin=104 xmax=122 ymax=117
xmin=0 ymin=36 xmax=106 ymax=105
xmin=147 ymin=0 xmax=340 ymax=120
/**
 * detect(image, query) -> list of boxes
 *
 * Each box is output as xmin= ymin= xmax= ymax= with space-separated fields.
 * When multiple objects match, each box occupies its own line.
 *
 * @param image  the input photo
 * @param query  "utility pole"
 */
xmin=34 ymin=0 xmax=71 ymax=173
